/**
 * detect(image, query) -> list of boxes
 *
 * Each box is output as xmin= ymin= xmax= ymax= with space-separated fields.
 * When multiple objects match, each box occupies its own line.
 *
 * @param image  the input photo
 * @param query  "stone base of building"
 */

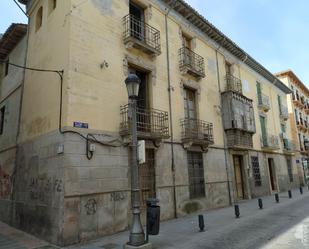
xmin=0 ymin=129 xmax=301 ymax=246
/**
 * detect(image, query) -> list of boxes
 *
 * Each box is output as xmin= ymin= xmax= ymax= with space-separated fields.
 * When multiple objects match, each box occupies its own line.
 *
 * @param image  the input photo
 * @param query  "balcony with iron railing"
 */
xmin=225 ymin=74 xmax=242 ymax=94
xmin=120 ymin=105 xmax=169 ymax=140
xmin=179 ymin=47 xmax=205 ymax=79
xmin=293 ymin=93 xmax=304 ymax=109
xmin=282 ymin=139 xmax=296 ymax=152
xmin=279 ymin=105 xmax=289 ymax=121
xmin=123 ymin=14 xmax=161 ymax=55
xmin=181 ymin=118 xmax=214 ymax=147
xmin=258 ymin=93 xmax=270 ymax=112
xmin=260 ymin=134 xmax=280 ymax=150
xmin=297 ymin=119 xmax=306 ymax=131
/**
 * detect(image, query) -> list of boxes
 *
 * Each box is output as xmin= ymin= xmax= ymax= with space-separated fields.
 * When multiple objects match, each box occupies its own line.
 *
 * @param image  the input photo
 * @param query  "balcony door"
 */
xmin=184 ymin=88 xmax=197 ymax=137
xmin=260 ymin=116 xmax=267 ymax=146
xmin=129 ymin=2 xmax=145 ymax=41
xmin=129 ymin=68 xmax=150 ymax=133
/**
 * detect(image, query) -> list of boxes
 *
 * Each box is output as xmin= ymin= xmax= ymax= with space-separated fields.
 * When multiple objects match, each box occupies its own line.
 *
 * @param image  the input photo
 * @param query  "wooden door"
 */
xmin=233 ymin=155 xmax=244 ymax=199
xmin=268 ymin=158 xmax=277 ymax=191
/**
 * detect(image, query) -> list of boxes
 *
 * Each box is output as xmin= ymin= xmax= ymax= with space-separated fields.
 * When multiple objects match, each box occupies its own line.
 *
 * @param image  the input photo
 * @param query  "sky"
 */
xmin=0 ymin=0 xmax=308 ymax=84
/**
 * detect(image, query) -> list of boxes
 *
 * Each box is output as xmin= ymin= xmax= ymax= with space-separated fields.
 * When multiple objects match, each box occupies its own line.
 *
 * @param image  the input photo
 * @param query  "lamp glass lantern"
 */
xmin=125 ymin=73 xmax=141 ymax=98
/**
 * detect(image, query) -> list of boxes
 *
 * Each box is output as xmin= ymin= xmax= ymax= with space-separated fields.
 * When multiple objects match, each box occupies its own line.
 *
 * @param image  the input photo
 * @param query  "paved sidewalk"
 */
xmin=1 ymin=188 xmax=309 ymax=249
xmin=65 ymin=188 xmax=309 ymax=249
xmin=0 ymin=222 xmax=55 ymax=249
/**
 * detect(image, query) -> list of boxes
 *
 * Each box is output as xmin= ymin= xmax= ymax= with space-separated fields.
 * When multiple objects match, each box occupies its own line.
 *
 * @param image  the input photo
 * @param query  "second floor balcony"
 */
xmin=123 ymin=14 xmax=161 ymax=55
xmin=258 ymin=93 xmax=270 ymax=112
xmin=120 ymin=105 xmax=169 ymax=140
xmin=225 ymin=74 xmax=242 ymax=94
xmin=179 ymin=47 xmax=205 ymax=79
xmin=293 ymin=93 xmax=304 ymax=109
xmin=181 ymin=118 xmax=214 ymax=148
xmin=279 ymin=105 xmax=289 ymax=121
xmin=282 ymin=139 xmax=296 ymax=152
xmin=260 ymin=134 xmax=280 ymax=150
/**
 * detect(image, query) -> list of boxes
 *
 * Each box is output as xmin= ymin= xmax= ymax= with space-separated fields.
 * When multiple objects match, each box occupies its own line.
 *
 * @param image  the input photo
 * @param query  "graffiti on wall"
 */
xmin=85 ymin=199 xmax=97 ymax=215
xmin=110 ymin=191 xmax=127 ymax=202
xmin=29 ymin=177 xmax=63 ymax=203
xmin=0 ymin=165 xmax=12 ymax=200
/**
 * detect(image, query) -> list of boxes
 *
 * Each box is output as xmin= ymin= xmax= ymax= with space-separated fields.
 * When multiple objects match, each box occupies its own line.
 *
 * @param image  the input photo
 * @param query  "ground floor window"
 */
xmin=187 ymin=151 xmax=205 ymax=199
xmin=251 ymin=156 xmax=262 ymax=186
xmin=139 ymin=149 xmax=156 ymax=205
xmin=286 ymin=158 xmax=293 ymax=182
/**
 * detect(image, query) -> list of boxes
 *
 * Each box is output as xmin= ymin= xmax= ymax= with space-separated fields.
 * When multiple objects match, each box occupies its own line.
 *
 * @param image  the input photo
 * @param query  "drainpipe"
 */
xmin=214 ymin=41 xmax=233 ymax=205
xmin=165 ymin=0 xmax=177 ymax=218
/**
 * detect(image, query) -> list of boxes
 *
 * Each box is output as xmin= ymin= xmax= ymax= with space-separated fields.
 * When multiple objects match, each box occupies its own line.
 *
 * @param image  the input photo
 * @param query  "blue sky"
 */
xmin=1 ymin=0 xmax=308 ymax=84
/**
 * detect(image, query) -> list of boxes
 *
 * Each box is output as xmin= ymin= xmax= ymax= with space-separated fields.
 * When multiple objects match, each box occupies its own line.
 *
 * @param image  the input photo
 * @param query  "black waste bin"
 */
xmin=146 ymin=198 xmax=160 ymax=236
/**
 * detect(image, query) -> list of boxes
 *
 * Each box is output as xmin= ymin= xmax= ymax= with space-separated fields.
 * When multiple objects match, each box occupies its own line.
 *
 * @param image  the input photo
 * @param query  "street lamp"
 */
xmin=124 ymin=73 xmax=146 ymax=247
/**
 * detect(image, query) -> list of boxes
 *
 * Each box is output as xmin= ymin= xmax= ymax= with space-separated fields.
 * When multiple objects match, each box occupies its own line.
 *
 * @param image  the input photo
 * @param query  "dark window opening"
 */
xmin=36 ymin=6 xmax=43 ymax=31
xmin=0 ymin=106 xmax=5 ymax=135
xmin=4 ymin=60 xmax=9 ymax=76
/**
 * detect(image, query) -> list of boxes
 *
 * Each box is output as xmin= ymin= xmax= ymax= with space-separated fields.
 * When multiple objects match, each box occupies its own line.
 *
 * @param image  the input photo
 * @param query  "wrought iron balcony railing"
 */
xmin=181 ymin=118 xmax=214 ymax=146
xmin=279 ymin=105 xmax=289 ymax=120
xmin=282 ymin=139 xmax=296 ymax=152
xmin=120 ymin=105 xmax=169 ymax=139
xmin=260 ymin=134 xmax=280 ymax=150
xmin=179 ymin=47 xmax=205 ymax=78
xmin=258 ymin=93 xmax=270 ymax=112
xmin=225 ymin=74 xmax=242 ymax=94
xmin=123 ymin=14 xmax=161 ymax=55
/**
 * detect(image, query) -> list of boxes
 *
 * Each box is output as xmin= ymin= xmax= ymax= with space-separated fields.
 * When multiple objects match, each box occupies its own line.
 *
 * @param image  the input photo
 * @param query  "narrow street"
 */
xmin=67 ymin=189 xmax=309 ymax=249
xmin=1 ymin=188 xmax=309 ymax=249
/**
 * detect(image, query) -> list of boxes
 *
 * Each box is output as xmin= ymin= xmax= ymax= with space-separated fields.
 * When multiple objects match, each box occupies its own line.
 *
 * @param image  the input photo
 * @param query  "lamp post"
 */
xmin=124 ymin=73 xmax=146 ymax=247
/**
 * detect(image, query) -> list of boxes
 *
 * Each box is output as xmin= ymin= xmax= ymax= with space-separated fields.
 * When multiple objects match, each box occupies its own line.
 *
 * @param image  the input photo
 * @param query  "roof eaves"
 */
xmin=164 ymin=0 xmax=290 ymax=94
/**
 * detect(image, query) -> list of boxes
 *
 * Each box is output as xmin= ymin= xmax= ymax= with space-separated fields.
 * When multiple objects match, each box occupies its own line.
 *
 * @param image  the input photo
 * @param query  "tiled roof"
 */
xmin=0 ymin=23 xmax=27 ymax=60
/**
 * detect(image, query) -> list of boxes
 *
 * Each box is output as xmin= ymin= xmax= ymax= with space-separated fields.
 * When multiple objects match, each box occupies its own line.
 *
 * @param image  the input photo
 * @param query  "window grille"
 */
xmin=187 ymin=152 xmax=205 ymax=199
xmin=287 ymin=158 xmax=293 ymax=182
xmin=251 ymin=156 xmax=262 ymax=186
xmin=139 ymin=149 xmax=156 ymax=205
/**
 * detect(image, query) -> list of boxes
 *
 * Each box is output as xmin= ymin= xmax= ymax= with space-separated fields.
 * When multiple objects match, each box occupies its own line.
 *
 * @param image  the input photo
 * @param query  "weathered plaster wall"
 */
xmin=12 ymin=130 xmax=64 ymax=245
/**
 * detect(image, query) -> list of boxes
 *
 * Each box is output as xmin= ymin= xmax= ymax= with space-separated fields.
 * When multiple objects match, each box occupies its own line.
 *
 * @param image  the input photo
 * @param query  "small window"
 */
xmin=0 ymin=106 xmax=5 ymax=135
xmin=251 ymin=156 xmax=262 ymax=186
xmin=4 ymin=60 xmax=9 ymax=76
xmin=187 ymin=152 xmax=205 ymax=199
xmin=49 ymin=0 xmax=57 ymax=14
xmin=36 ymin=7 xmax=43 ymax=32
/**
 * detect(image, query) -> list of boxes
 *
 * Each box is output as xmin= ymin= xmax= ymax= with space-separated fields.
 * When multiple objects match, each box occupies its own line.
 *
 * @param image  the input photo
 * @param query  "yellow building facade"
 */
xmin=276 ymin=70 xmax=309 ymax=185
xmin=0 ymin=0 xmax=300 ymax=246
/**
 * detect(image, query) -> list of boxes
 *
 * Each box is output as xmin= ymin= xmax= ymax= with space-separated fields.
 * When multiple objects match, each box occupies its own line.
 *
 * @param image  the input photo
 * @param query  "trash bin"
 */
xmin=146 ymin=198 xmax=160 ymax=235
